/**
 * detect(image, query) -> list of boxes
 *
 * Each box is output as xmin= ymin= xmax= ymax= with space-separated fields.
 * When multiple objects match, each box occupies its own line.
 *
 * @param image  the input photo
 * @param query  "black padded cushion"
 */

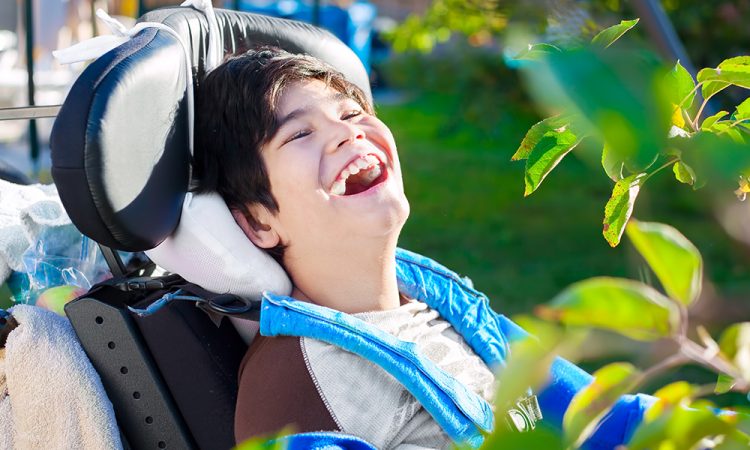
xmin=50 ymin=7 xmax=371 ymax=252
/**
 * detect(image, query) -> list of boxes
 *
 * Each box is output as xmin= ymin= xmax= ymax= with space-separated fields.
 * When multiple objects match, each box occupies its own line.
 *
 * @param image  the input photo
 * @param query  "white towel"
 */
xmin=0 ymin=180 xmax=71 ymax=284
xmin=0 ymin=304 xmax=122 ymax=449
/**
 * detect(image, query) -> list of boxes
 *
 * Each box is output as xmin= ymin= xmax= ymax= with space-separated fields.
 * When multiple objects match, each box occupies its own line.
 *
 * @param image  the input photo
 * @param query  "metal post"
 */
xmin=629 ymin=0 xmax=694 ymax=74
xmin=629 ymin=0 xmax=713 ymax=116
xmin=23 ymin=0 xmax=39 ymax=177
xmin=90 ymin=0 xmax=98 ymax=36
xmin=312 ymin=0 xmax=320 ymax=26
xmin=98 ymin=244 xmax=127 ymax=278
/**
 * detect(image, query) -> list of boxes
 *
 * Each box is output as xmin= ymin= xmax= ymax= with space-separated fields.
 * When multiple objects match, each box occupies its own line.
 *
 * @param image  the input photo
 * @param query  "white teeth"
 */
xmin=330 ymin=154 xmax=385 ymax=195
xmin=330 ymin=179 xmax=346 ymax=196
xmin=364 ymin=154 xmax=379 ymax=165
xmin=363 ymin=164 xmax=382 ymax=183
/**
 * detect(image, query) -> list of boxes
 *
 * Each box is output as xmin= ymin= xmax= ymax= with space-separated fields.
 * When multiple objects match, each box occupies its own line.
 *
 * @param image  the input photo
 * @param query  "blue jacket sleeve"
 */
xmin=497 ymin=316 xmax=656 ymax=450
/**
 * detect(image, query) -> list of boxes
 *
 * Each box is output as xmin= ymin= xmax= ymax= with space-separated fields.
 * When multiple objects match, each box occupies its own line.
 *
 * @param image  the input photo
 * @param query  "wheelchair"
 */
xmin=47 ymin=7 xmax=371 ymax=449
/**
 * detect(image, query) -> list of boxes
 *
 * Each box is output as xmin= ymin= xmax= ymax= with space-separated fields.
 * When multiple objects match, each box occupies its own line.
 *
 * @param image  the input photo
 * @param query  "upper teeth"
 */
xmin=330 ymin=154 xmax=382 ymax=195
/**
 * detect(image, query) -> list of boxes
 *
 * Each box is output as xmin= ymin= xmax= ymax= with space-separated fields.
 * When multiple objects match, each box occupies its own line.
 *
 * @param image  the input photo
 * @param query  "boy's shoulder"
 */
xmin=235 ymin=335 xmax=340 ymax=442
xmin=237 ymin=333 xmax=449 ymax=448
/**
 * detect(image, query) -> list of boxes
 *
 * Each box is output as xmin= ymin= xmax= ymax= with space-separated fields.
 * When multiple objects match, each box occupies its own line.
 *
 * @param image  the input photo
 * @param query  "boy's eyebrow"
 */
xmin=276 ymin=92 xmax=353 ymax=130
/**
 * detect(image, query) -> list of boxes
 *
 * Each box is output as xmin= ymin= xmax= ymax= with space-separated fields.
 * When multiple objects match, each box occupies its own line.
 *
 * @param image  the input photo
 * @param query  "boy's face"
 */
xmin=253 ymin=79 xmax=409 ymax=255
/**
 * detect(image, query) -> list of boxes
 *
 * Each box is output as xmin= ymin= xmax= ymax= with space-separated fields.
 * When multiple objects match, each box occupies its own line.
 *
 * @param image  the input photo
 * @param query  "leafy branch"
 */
xmin=533 ymin=220 xmax=750 ymax=448
xmin=511 ymin=20 xmax=750 ymax=247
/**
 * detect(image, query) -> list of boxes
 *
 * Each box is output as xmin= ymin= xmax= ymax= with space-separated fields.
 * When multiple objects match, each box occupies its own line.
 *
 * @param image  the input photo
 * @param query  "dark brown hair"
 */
xmin=193 ymin=47 xmax=372 ymax=262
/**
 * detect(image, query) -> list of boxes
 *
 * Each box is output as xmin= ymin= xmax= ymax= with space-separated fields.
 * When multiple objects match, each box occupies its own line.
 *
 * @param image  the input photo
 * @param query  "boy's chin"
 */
xmin=353 ymin=200 xmax=410 ymax=239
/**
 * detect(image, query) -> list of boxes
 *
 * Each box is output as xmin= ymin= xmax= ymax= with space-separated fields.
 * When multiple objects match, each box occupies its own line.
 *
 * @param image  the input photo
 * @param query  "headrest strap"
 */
xmin=180 ymin=0 xmax=222 ymax=70
xmin=52 ymin=10 xmax=196 ymax=158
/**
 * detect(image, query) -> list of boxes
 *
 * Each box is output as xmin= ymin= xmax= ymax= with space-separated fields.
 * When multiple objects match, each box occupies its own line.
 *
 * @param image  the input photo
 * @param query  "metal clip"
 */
xmin=505 ymin=392 xmax=542 ymax=432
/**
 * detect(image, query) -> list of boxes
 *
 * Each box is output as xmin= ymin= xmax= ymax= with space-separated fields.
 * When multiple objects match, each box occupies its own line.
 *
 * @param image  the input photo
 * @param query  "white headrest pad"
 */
xmin=145 ymin=192 xmax=292 ymax=300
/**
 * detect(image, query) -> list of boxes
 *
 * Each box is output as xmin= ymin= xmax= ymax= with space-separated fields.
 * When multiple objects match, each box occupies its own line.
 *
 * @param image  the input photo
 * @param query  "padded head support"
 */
xmin=51 ymin=7 xmax=371 ymax=252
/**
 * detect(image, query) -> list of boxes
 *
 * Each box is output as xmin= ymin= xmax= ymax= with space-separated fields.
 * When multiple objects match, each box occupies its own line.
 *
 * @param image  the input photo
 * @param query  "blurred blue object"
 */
xmin=8 ymin=225 xmax=113 ymax=305
xmin=228 ymin=0 xmax=376 ymax=73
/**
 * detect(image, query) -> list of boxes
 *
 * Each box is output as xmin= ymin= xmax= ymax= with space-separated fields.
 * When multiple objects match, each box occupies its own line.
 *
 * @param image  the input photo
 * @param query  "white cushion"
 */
xmin=145 ymin=192 xmax=292 ymax=343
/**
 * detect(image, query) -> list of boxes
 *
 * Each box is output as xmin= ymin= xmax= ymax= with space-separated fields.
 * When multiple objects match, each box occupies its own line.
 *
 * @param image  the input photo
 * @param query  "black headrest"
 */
xmin=50 ymin=7 xmax=371 ymax=252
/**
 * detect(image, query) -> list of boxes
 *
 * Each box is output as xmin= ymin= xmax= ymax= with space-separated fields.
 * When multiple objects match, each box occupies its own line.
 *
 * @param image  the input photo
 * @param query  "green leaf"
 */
xmin=698 ymin=68 xmax=731 ymax=100
xmin=727 ymin=409 xmax=750 ymax=439
xmin=672 ymin=160 xmax=696 ymax=185
xmin=603 ymin=173 xmax=646 ymax=247
xmin=563 ymin=362 xmax=639 ymax=447
xmin=708 ymin=121 xmax=747 ymax=144
xmin=537 ymin=277 xmax=680 ymax=341
xmin=698 ymin=57 xmax=750 ymax=100
xmin=735 ymin=97 xmax=750 ymax=121
xmin=602 ymin=144 xmax=625 ymax=181
xmin=702 ymin=111 xmax=730 ymax=131
xmin=492 ymin=332 xmax=559 ymax=412
xmin=235 ymin=430 xmax=291 ymax=449
xmin=719 ymin=323 xmax=750 ymax=384
xmin=591 ymin=19 xmax=640 ymax=49
xmin=645 ymin=381 xmax=696 ymax=421
xmin=479 ymin=426 xmax=564 ymax=450
xmin=512 ymin=114 xmax=573 ymax=161
xmin=527 ymin=49 xmax=670 ymax=172
xmin=625 ymin=220 xmax=703 ymax=306
xmin=512 ymin=43 xmax=562 ymax=62
xmin=487 ymin=324 xmax=568 ymax=449
xmin=714 ymin=435 xmax=750 ymax=450
xmin=523 ymin=127 xmax=582 ymax=196
xmin=628 ymin=402 xmax=732 ymax=450
xmin=676 ymin=132 xmax=750 ymax=191
xmin=665 ymin=60 xmax=696 ymax=109
xmin=715 ymin=373 xmax=736 ymax=394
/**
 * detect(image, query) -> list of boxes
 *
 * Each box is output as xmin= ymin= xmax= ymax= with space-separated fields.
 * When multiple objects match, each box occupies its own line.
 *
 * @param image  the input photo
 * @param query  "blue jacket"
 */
xmin=258 ymin=248 xmax=655 ymax=449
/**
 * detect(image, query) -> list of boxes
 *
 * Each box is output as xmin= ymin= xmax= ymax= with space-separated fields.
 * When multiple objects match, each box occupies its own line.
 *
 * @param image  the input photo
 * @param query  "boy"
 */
xmin=193 ymin=47 xmax=652 ymax=449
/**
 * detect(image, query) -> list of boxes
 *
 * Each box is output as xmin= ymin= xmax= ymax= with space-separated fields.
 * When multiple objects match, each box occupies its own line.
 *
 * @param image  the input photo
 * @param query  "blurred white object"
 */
xmin=719 ymin=200 xmax=750 ymax=247
xmin=0 ymin=304 xmax=122 ymax=449
xmin=0 ymin=179 xmax=70 ymax=284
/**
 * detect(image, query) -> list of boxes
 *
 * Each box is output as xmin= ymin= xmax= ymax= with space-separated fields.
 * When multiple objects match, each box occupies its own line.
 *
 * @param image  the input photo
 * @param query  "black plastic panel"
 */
xmin=132 ymin=299 xmax=247 ymax=450
xmin=65 ymin=292 xmax=196 ymax=450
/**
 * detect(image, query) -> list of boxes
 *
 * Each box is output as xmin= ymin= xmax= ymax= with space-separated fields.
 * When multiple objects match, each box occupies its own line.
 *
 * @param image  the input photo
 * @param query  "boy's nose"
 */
xmin=332 ymin=122 xmax=365 ymax=152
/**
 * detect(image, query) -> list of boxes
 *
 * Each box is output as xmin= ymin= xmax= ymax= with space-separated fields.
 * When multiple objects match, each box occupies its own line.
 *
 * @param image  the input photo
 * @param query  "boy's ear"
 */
xmin=231 ymin=205 xmax=280 ymax=249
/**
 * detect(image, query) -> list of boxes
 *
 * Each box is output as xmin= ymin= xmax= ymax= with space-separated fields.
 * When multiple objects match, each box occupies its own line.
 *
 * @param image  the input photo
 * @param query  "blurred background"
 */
xmin=1 ymin=0 xmax=750 ymax=390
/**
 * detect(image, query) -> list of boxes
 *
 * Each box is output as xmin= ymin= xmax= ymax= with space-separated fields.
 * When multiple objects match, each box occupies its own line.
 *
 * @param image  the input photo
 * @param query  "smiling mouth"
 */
xmin=330 ymin=154 xmax=388 ymax=196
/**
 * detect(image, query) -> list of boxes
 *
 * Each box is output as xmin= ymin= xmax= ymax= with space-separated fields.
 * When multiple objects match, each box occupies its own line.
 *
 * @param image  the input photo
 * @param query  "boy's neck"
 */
xmin=287 ymin=239 xmax=402 ymax=314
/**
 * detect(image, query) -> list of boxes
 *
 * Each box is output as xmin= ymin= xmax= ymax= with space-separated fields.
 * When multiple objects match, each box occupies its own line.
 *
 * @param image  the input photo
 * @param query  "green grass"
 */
xmin=377 ymin=92 xmax=750 ymax=319
xmin=0 ymin=283 xmax=12 ymax=310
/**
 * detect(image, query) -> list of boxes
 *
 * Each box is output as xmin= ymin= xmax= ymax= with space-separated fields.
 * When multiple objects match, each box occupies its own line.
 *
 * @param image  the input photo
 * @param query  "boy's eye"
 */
xmin=284 ymin=129 xmax=311 ymax=144
xmin=342 ymin=110 xmax=362 ymax=120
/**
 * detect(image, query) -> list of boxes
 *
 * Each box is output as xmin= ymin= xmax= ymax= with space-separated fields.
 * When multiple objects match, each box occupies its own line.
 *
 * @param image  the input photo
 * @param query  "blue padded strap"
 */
xmin=395 ymin=248 xmax=509 ymax=369
xmin=274 ymin=431 xmax=377 ymax=449
xmin=259 ymin=294 xmax=492 ymax=446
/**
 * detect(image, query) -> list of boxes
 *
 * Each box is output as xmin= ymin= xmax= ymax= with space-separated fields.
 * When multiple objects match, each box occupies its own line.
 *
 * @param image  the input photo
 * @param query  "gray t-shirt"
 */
xmin=302 ymin=300 xmax=496 ymax=449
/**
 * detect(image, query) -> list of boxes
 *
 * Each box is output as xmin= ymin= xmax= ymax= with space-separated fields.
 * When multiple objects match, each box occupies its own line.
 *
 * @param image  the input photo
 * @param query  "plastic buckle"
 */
xmin=115 ymin=278 xmax=167 ymax=292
